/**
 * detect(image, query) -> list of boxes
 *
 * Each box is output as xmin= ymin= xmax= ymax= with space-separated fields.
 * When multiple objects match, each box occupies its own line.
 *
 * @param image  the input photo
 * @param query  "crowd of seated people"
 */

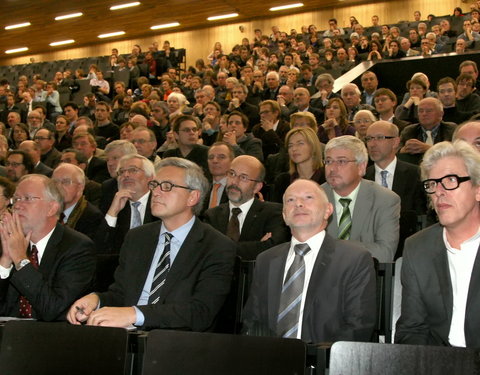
xmin=0 ymin=5 xmax=479 ymax=348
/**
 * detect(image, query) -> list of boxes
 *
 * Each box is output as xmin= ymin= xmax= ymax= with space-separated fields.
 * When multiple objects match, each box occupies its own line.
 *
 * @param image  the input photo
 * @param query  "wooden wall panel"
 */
xmin=3 ymin=0 xmax=461 ymax=70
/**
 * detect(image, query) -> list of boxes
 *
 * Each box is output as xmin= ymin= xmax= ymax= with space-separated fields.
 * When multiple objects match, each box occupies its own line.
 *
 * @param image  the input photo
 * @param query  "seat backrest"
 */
xmin=0 ymin=320 xmax=129 ymax=375
xmin=329 ymin=341 xmax=480 ymax=375
xmin=142 ymin=330 xmax=306 ymax=375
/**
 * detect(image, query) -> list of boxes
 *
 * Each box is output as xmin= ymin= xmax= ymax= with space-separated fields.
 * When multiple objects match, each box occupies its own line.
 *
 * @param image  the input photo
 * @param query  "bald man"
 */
xmin=204 ymin=155 xmax=289 ymax=260
xmin=453 ymin=121 xmax=480 ymax=152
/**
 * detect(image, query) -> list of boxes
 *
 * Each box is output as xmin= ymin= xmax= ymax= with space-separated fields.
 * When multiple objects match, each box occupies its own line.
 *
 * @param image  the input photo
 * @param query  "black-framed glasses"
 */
xmin=422 ymin=174 xmax=471 ymax=194
xmin=226 ymin=170 xmax=262 ymax=183
xmin=364 ymin=135 xmax=396 ymax=142
xmin=148 ymin=180 xmax=192 ymax=192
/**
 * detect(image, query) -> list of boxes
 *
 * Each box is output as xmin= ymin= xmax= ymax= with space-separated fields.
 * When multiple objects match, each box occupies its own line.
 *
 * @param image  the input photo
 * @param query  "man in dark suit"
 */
xmin=18 ymin=140 xmax=53 ymax=177
xmin=34 ymin=128 xmax=62 ymax=169
xmin=395 ymin=141 xmax=480 ymax=348
xmin=72 ymin=132 xmax=110 ymax=183
xmin=52 ymin=163 xmax=106 ymax=252
xmin=0 ymin=174 xmax=95 ymax=321
xmin=203 ymin=142 xmax=233 ymax=212
xmin=101 ymin=154 xmax=158 ymax=254
xmin=290 ymin=87 xmax=324 ymax=125
xmin=225 ymin=84 xmax=260 ymax=130
xmin=322 ymin=135 xmax=400 ymax=262
xmin=399 ymin=98 xmax=456 ymax=165
xmin=204 ymin=155 xmax=290 ymax=260
xmin=364 ymin=121 xmax=427 ymax=258
xmin=360 ymin=71 xmax=378 ymax=106
xmin=373 ymin=88 xmax=410 ymax=134
xmin=243 ymin=179 xmax=376 ymax=343
xmin=68 ymin=158 xmax=236 ymax=331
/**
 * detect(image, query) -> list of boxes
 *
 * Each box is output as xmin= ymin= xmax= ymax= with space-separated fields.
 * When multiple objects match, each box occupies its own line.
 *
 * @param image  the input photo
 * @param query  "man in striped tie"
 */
xmin=67 ymin=157 xmax=236 ymax=330
xmin=243 ymin=179 xmax=376 ymax=343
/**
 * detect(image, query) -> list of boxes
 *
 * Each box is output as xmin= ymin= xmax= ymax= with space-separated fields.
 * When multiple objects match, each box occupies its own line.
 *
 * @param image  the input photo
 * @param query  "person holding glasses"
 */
xmin=396 ymin=140 xmax=480 ymax=348
xmin=101 ymin=154 xmax=158 ymax=254
xmin=204 ymin=155 xmax=289 ymax=260
xmin=321 ymin=135 xmax=400 ymax=262
xmin=68 ymin=157 xmax=236 ymax=331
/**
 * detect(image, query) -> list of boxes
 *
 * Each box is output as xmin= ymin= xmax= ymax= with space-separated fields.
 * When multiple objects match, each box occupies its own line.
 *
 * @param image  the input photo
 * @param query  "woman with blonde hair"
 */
xmin=272 ymin=127 xmax=325 ymax=202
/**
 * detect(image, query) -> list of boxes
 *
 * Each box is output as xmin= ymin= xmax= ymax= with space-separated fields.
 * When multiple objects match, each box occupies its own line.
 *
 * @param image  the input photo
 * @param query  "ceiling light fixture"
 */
xmin=50 ymin=39 xmax=75 ymax=46
xmin=5 ymin=22 xmax=31 ymax=30
xmin=55 ymin=13 xmax=83 ymax=21
xmin=98 ymin=31 xmax=126 ymax=38
xmin=110 ymin=2 xmax=140 ymax=10
xmin=207 ymin=13 xmax=239 ymax=21
xmin=5 ymin=47 xmax=28 ymax=54
xmin=150 ymin=22 xmax=180 ymax=30
xmin=269 ymin=3 xmax=304 ymax=11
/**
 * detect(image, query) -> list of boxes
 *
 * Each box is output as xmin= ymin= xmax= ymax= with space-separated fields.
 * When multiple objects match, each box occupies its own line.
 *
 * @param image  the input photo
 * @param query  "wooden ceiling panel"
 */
xmin=0 ymin=0 xmax=368 ymax=59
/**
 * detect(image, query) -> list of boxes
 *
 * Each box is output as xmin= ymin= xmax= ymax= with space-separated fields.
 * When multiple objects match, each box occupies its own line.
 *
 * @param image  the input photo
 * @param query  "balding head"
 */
xmin=453 ymin=121 xmax=480 ymax=152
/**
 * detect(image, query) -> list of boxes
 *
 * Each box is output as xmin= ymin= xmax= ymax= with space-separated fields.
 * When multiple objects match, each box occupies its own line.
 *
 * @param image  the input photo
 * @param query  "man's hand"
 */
xmin=67 ymin=293 xmax=100 ymax=325
xmin=260 ymin=232 xmax=272 ymax=242
xmin=87 ymin=307 xmax=137 ymax=328
xmin=401 ymin=139 xmax=431 ymax=154
xmin=107 ymin=189 xmax=134 ymax=217
xmin=223 ymin=131 xmax=237 ymax=145
xmin=261 ymin=118 xmax=275 ymax=132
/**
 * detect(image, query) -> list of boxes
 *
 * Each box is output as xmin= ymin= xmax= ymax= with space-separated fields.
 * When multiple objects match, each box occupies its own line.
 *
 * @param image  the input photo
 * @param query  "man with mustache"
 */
xmin=321 ymin=135 xmax=400 ymax=262
xmin=204 ymin=155 xmax=289 ymax=260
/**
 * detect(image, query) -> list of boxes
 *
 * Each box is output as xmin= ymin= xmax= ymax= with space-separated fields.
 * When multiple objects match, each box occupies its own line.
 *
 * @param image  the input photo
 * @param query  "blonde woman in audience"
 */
xmin=318 ymin=98 xmax=355 ymax=143
xmin=272 ymin=127 xmax=325 ymax=202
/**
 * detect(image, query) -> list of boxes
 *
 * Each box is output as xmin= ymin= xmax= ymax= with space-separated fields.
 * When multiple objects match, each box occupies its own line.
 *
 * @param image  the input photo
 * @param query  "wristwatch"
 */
xmin=16 ymin=259 xmax=30 ymax=271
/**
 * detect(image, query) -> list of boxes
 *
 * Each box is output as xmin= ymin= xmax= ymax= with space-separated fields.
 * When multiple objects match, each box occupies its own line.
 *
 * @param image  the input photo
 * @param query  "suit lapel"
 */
xmin=240 ymin=199 xmax=262 ymax=239
xmin=392 ymin=161 xmax=407 ymax=194
xmin=267 ymin=243 xmax=290 ymax=327
xmin=302 ymin=234 xmax=334 ymax=326
xmin=217 ymin=204 xmax=230 ymax=234
xmin=465 ymin=242 xmax=480 ymax=344
xmin=431 ymin=234 xmax=453 ymax=323
xmin=38 ymin=224 xmax=64 ymax=276
xmin=350 ymin=180 xmax=373 ymax=239
xmin=322 ymin=183 xmax=338 ymax=237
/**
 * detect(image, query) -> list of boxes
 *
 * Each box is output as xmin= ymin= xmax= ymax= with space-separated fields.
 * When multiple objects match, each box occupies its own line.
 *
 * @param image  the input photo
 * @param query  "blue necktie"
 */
xmin=380 ymin=170 xmax=389 ymax=188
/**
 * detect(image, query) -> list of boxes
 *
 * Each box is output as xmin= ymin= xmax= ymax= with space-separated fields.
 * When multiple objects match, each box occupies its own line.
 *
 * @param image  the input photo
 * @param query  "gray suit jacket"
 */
xmin=395 ymin=223 xmax=480 ymax=348
xmin=242 ymin=233 xmax=377 ymax=343
xmin=321 ymin=179 xmax=401 ymax=262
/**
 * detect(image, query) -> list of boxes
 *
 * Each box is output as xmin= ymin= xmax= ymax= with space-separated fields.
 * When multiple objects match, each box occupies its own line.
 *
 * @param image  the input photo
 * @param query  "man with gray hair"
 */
xmin=101 ymin=154 xmax=158 ymax=253
xmin=399 ymin=97 xmax=456 ymax=165
xmin=341 ymin=83 xmax=375 ymax=121
xmin=396 ymin=141 xmax=480 ymax=348
xmin=52 ymin=163 xmax=105 ymax=250
xmin=0 ymin=174 xmax=95 ymax=320
xmin=322 ymin=135 xmax=400 ymax=262
xmin=68 ymin=157 xmax=236 ymax=331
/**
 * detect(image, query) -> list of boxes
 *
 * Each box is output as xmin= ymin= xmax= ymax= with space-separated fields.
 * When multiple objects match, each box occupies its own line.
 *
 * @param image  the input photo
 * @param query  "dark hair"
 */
xmin=227 ymin=111 xmax=249 ymax=129
xmin=7 ymin=150 xmax=34 ymax=173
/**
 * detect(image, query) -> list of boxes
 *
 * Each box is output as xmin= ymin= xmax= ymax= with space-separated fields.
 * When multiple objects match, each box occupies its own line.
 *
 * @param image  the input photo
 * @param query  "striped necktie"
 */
xmin=277 ymin=243 xmax=311 ymax=338
xmin=380 ymin=170 xmax=389 ymax=188
xmin=338 ymin=198 xmax=352 ymax=240
xmin=148 ymin=233 xmax=172 ymax=305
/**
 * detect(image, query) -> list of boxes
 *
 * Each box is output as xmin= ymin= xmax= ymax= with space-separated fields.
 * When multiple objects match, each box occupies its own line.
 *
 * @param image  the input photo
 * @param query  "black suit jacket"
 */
xmin=203 ymin=199 xmax=290 ymax=260
xmin=99 ymin=178 xmax=118 ymax=214
xmin=289 ymin=106 xmax=324 ymax=125
xmin=243 ymin=234 xmax=376 ymax=343
xmin=69 ymin=199 xmax=108 ymax=253
xmin=41 ymin=147 xmax=62 ymax=169
xmin=99 ymin=192 xmax=159 ymax=254
xmin=34 ymin=161 xmax=53 ymax=177
xmin=86 ymin=156 xmax=110 ymax=183
xmin=252 ymin=120 xmax=290 ymax=160
xmin=395 ymin=224 xmax=480 ymax=348
xmin=99 ymin=218 xmax=236 ymax=331
xmin=0 ymin=224 xmax=95 ymax=321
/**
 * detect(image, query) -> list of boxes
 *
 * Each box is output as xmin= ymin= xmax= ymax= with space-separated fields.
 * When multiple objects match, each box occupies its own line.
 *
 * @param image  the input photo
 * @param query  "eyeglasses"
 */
xmin=364 ymin=135 xmax=396 ymax=142
xmin=227 ymin=170 xmax=262 ymax=183
xmin=131 ymin=138 xmax=150 ymax=144
xmin=354 ymin=119 xmax=373 ymax=124
xmin=34 ymin=136 xmax=50 ymax=141
xmin=117 ymin=166 xmax=144 ymax=177
xmin=323 ymin=159 xmax=357 ymax=167
xmin=5 ymin=161 xmax=23 ymax=167
xmin=179 ymin=127 xmax=198 ymax=133
xmin=148 ymin=180 xmax=192 ymax=192
xmin=422 ymin=174 xmax=471 ymax=194
xmin=10 ymin=196 xmax=43 ymax=205
xmin=52 ymin=178 xmax=79 ymax=186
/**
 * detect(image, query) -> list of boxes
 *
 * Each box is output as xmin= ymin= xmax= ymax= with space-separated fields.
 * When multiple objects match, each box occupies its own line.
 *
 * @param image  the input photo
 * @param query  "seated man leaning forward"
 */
xmin=243 ymin=179 xmax=376 ymax=343
xmin=68 ymin=158 xmax=236 ymax=330
xmin=395 ymin=140 xmax=480 ymax=348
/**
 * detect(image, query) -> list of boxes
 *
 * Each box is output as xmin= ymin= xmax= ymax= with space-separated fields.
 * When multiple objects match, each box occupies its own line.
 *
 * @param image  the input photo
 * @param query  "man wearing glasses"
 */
xmin=322 ymin=135 xmax=400 ymax=262
xmin=364 ymin=121 xmax=427 ymax=258
xmin=5 ymin=150 xmax=34 ymax=183
xmin=0 ymin=174 xmax=95 ymax=320
xmin=68 ymin=158 xmax=236 ymax=331
xmin=101 ymin=154 xmax=158 ymax=254
xmin=396 ymin=140 xmax=480 ymax=348
xmin=204 ymin=155 xmax=289 ymax=260
xmin=163 ymin=115 xmax=210 ymax=177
